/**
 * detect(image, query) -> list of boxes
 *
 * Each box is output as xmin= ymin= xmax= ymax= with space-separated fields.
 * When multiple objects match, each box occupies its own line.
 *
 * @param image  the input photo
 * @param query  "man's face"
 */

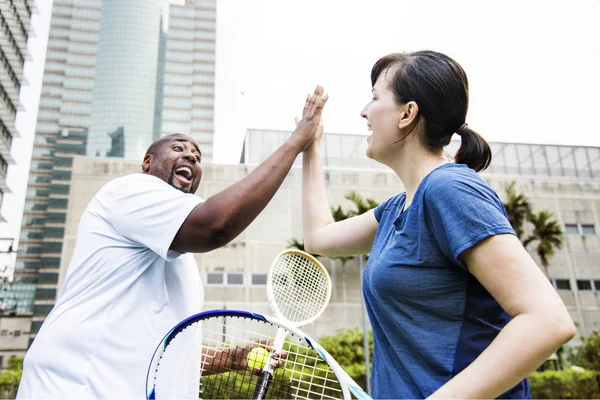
xmin=142 ymin=134 xmax=203 ymax=194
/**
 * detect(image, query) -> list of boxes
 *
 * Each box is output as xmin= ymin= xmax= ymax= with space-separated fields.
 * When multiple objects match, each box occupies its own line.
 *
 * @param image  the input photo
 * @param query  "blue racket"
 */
xmin=146 ymin=309 xmax=371 ymax=399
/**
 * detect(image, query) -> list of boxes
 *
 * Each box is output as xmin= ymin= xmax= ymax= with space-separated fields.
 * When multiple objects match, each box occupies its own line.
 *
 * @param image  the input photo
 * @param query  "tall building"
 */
xmin=0 ymin=0 xmax=36 ymax=222
xmin=87 ymin=0 xmax=216 ymax=159
xmin=11 ymin=0 xmax=216 ymax=346
xmin=159 ymin=1 xmax=217 ymax=159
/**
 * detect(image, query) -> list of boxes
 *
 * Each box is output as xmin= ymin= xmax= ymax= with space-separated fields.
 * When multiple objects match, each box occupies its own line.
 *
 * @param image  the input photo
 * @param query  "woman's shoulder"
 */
xmin=373 ymin=192 xmax=406 ymax=222
xmin=422 ymin=163 xmax=498 ymax=201
xmin=379 ymin=192 xmax=407 ymax=210
xmin=425 ymin=163 xmax=488 ymax=189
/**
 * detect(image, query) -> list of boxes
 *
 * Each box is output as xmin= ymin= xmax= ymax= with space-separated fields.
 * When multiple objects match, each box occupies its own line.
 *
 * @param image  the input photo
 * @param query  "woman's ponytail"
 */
xmin=454 ymin=124 xmax=492 ymax=172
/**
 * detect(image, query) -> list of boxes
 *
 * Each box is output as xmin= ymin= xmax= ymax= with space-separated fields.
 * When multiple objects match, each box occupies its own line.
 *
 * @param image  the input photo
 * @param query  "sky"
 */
xmin=213 ymin=0 xmax=600 ymax=163
xmin=2 ymin=0 xmax=600 ymax=255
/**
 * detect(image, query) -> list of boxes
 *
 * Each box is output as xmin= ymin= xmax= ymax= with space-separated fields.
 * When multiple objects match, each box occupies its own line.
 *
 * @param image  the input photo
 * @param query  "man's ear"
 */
xmin=142 ymin=154 xmax=151 ymax=173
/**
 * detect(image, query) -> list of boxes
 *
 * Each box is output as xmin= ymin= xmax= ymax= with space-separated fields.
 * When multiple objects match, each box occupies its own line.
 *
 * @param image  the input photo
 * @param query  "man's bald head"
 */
xmin=142 ymin=133 xmax=203 ymax=194
xmin=145 ymin=133 xmax=200 ymax=157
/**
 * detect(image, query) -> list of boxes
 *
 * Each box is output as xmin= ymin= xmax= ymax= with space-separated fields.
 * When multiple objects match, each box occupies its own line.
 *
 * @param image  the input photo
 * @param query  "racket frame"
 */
xmin=266 ymin=249 xmax=332 ymax=327
xmin=145 ymin=309 xmax=371 ymax=400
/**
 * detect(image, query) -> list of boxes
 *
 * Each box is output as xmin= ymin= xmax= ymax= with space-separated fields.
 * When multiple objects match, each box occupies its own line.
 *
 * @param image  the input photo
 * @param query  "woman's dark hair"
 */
xmin=371 ymin=50 xmax=492 ymax=172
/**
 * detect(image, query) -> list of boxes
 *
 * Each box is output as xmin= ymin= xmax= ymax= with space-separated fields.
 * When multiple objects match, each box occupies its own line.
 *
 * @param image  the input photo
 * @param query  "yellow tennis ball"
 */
xmin=247 ymin=347 xmax=270 ymax=369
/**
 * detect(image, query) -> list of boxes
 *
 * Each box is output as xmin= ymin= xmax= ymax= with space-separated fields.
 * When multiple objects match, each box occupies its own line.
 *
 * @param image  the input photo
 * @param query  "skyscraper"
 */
xmin=12 ymin=0 xmax=217 ymax=344
xmin=0 ymin=0 xmax=37 ymax=369
xmin=76 ymin=0 xmax=217 ymax=159
xmin=0 ymin=0 xmax=36 ymax=223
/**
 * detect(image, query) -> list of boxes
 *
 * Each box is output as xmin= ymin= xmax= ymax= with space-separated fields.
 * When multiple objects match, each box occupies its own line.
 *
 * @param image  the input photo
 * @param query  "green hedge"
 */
xmin=529 ymin=369 xmax=600 ymax=399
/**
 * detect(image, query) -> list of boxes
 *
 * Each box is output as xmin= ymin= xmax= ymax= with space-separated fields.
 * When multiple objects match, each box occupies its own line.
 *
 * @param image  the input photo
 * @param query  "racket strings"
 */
xmin=271 ymin=253 xmax=330 ymax=324
xmin=151 ymin=315 xmax=344 ymax=399
xmin=154 ymin=324 xmax=204 ymax=398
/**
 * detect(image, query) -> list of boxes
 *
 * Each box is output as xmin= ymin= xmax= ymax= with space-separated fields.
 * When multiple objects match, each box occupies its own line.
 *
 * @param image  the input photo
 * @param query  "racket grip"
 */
xmin=252 ymin=370 xmax=273 ymax=400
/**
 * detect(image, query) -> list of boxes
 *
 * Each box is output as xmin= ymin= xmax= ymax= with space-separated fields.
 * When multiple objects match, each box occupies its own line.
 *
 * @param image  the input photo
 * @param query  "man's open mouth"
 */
xmin=174 ymin=166 xmax=193 ymax=183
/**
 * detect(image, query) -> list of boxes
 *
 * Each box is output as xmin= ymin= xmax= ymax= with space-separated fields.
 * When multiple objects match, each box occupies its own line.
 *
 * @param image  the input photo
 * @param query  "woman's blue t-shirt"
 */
xmin=363 ymin=163 xmax=530 ymax=399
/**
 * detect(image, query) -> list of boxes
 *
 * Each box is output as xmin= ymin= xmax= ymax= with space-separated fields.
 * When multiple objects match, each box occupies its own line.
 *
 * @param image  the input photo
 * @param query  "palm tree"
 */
xmin=523 ymin=210 xmax=564 ymax=274
xmin=345 ymin=191 xmax=378 ymax=217
xmin=330 ymin=205 xmax=349 ymax=223
xmin=502 ymin=181 xmax=532 ymax=240
xmin=286 ymin=238 xmax=306 ymax=252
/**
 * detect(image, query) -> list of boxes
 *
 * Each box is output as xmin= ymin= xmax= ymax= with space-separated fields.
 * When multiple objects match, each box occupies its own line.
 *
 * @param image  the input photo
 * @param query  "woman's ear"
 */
xmin=398 ymin=101 xmax=419 ymax=129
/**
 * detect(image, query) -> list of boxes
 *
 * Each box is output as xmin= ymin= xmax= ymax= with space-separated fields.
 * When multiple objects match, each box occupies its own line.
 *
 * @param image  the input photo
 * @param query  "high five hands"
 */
xmin=292 ymin=86 xmax=328 ymax=150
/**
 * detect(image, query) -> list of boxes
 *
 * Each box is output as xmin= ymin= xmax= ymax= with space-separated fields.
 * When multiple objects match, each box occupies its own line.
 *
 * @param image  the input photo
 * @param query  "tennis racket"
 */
xmin=254 ymin=249 xmax=332 ymax=398
xmin=145 ymin=309 xmax=371 ymax=399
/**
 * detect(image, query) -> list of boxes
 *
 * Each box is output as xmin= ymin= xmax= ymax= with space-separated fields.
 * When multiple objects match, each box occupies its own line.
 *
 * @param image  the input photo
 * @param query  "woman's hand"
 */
xmin=291 ymin=86 xmax=328 ymax=151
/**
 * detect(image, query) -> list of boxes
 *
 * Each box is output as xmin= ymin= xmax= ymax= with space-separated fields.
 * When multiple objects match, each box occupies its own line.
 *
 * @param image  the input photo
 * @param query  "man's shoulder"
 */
xmin=98 ymin=173 xmax=166 ymax=195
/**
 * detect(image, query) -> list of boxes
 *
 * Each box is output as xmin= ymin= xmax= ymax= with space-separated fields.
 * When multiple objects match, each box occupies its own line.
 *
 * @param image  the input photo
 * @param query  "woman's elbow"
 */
xmin=303 ymin=241 xmax=321 ymax=256
xmin=546 ymin=311 xmax=577 ymax=345
xmin=304 ymin=240 xmax=331 ymax=257
xmin=558 ymin=318 xmax=577 ymax=344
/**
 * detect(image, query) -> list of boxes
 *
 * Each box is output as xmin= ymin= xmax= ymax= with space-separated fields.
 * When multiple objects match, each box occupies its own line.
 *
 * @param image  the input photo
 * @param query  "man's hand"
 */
xmin=232 ymin=340 xmax=288 ymax=375
xmin=292 ymin=86 xmax=328 ymax=150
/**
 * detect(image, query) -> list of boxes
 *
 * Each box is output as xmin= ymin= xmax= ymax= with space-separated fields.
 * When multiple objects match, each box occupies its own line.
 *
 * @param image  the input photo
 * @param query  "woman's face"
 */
xmin=360 ymin=71 xmax=404 ymax=162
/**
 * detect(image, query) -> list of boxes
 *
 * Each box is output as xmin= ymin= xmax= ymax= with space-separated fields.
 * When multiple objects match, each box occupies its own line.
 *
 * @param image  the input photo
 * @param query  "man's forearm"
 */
xmin=203 ymin=137 xmax=304 ymax=244
xmin=172 ymin=137 xmax=307 ymax=253
xmin=201 ymin=346 xmax=244 ymax=375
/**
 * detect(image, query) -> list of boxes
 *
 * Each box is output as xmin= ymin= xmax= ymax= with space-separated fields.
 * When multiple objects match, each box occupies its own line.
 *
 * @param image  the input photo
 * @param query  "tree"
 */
xmin=318 ymin=328 xmax=374 ymax=389
xmin=523 ymin=210 xmax=564 ymax=273
xmin=567 ymin=330 xmax=600 ymax=371
xmin=344 ymin=191 xmax=379 ymax=217
xmin=502 ymin=181 xmax=532 ymax=240
xmin=0 ymin=357 xmax=23 ymax=399
xmin=286 ymin=238 xmax=306 ymax=253
xmin=501 ymin=182 xmax=564 ymax=274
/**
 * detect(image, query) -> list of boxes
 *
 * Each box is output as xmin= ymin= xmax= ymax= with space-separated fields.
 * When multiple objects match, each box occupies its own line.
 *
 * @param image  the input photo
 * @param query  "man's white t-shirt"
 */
xmin=17 ymin=173 xmax=204 ymax=399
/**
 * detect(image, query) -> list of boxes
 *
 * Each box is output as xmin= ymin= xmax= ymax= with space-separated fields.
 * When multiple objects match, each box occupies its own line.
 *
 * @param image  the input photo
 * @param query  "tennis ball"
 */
xmin=247 ymin=347 xmax=270 ymax=370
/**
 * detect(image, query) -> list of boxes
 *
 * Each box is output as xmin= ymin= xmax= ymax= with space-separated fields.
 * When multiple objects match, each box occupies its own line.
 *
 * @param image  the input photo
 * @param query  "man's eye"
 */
xmin=195 ymin=155 xmax=201 ymax=162
xmin=173 ymin=146 xmax=182 ymax=151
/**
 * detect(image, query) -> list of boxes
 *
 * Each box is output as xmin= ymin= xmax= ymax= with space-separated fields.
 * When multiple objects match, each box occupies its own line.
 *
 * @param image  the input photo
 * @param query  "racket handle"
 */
xmin=252 ymin=370 xmax=273 ymax=400
xmin=253 ymin=327 xmax=285 ymax=398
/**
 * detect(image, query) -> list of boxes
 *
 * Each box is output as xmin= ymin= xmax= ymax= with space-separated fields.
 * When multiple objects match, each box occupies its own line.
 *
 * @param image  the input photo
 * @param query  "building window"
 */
xmin=252 ymin=274 xmax=267 ymax=285
xmin=564 ymin=224 xmax=579 ymax=235
xmin=227 ymin=273 xmax=244 ymax=285
xmin=13 ymin=330 xmax=21 ymax=337
xmin=0 ymin=330 xmax=7 ymax=336
xmin=553 ymin=279 xmax=571 ymax=291
xmin=205 ymin=272 xmax=245 ymax=285
xmin=206 ymin=272 xmax=224 ymax=285
xmin=0 ymin=154 xmax=7 ymax=176
xmin=581 ymin=224 xmax=596 ymax=236
xmin=565 ymin=223 xmax=597 ymax=236
xmin=577 ymin=280 xmax=593 ymax=291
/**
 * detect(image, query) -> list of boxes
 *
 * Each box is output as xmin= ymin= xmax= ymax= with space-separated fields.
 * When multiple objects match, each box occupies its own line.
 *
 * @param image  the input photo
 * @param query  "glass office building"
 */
xmin=87 ymin=0 xmax=164 ymax=159
xmin=86 ymin=0 xmax=217 ymax=159
xmin=12 ymin=0 xmax=217 ymax=344
xmin=0 ymin=0 xmax=36 ymax=223
xmin=243 ymin=130 xmax=600 ymax=180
